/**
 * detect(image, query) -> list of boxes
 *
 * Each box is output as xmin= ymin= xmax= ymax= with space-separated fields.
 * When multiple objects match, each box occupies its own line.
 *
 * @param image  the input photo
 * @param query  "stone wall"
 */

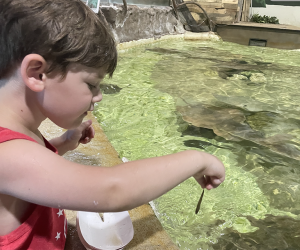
xmin=99 ymin=5 xmax=185 ymax=43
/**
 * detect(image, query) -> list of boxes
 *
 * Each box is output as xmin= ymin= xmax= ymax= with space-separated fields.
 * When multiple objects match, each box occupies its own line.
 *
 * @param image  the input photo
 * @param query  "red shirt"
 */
xmin=0 ymin=127 xmax=67 ymax=250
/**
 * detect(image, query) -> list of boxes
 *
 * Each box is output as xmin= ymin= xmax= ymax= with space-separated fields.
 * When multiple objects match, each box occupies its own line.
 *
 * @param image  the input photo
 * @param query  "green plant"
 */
xmin=251 ymin=14 xmax=279 ymax=24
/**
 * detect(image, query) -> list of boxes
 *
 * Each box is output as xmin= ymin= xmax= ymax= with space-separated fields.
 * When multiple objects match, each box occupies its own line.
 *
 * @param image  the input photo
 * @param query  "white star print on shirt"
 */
xmin=57 ymin=209 xmax=63 ymax=217
xmin=55 ymin=232 xmax=61 ymax=241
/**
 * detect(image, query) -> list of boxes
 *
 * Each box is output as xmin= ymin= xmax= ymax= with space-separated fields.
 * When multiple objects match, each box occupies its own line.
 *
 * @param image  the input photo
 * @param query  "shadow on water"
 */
xmin=147 ymin=44 xmax=300 ymax=248
xmin=149 ymin=45 xmax=300 ymax=90
xmin=99 ymin=83 xmax=122 ymax=94
xmin=182 ymin=123 xmax=300 ymax=214
xmin=177 ymin=103 xmax=300 ymax=160
xmin=213 ymin=215 xmax=300 ymax=250
xmin=146 ymin=46 xmax=286 ymax=79
xmin=98 ymin=41 xmax=300 ymax=249
xmin=183 ymin=139 xmax=227 ymax=150
xmin=148 ymin=44 xmax=300 ymax=248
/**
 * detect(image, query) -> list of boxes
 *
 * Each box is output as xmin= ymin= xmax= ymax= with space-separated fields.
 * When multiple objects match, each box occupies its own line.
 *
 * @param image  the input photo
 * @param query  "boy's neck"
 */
xmin=0 ymin=77 xmax=46 ymax=144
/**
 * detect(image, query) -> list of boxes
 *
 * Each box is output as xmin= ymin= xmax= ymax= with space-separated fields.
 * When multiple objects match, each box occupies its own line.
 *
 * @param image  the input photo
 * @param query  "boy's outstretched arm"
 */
xmin=49 ymin=120 xmax=94 ymax=155
xmin=0 ymin=139 xmax=224 ymax=212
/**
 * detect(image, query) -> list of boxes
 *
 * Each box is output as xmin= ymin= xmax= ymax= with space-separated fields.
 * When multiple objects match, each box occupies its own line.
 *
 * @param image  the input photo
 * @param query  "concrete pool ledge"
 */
xmin=183 ymin=31 xmax=221 ymax=41
xmin=39 ymin=112 xmax=179 ymax=250
xmin=116 ymin=31 xmax=221 ymax=50
xmin=217 ymin=21 xmax=300 ymax=49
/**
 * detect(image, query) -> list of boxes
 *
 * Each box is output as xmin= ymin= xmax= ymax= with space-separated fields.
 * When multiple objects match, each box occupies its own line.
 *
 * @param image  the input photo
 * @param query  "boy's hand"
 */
xmin=197 ymin=175 xmax=223 ymax=190
xmin=193 ymin=153 xmax=225 ymax=190
xmin=50 ymin=120 xmax=95 ymax=155
xmin=64 ymin=120 xmax=95 ymax=149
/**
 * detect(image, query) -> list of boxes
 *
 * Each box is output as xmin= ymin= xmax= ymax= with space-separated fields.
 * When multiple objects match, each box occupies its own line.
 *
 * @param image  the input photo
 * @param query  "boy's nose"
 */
xmin=92 ymin=91 xmax=102 ymax=103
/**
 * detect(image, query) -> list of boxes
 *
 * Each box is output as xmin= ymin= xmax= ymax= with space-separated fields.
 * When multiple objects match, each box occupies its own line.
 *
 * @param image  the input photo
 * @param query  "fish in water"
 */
xmin=195 ymin=189 xmax=205 ymax=214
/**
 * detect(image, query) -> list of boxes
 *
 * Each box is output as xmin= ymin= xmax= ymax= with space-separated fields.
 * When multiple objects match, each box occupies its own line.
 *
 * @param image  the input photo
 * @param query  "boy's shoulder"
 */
xmin=0 ymin=138 xmax=48 ymax=186
xmin=0 ymin=127 xmax=38 ymax=144
xmin=0 ymin=125 xmax=62 ymax=194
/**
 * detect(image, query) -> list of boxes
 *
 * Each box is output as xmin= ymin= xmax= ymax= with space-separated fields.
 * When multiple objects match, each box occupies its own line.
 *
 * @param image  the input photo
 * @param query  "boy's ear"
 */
xmin=20 ymin=54 xmax=47 ymax=92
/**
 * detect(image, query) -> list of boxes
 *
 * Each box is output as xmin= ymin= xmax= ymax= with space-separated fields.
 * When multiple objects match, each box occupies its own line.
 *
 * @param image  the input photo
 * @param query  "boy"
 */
xmin=0 ymin=0 xmax=225 ymax=249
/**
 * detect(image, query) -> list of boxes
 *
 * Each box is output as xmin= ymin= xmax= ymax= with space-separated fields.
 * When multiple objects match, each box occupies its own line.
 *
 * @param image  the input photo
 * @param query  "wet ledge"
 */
xmin=117 ymin=31 xmax=221 ymax=50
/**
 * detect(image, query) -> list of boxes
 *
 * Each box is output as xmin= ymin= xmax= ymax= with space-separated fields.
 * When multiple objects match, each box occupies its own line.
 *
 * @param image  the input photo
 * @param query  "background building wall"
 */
xmin=183 ymin=0 xmax=239 ymax=25
xmin=252 ymin=6 xmax=300 ymax=26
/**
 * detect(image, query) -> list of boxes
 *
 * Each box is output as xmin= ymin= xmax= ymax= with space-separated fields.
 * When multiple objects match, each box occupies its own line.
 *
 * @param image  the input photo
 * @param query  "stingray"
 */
xmin=177 ymin=103 xmax=300 ymax=160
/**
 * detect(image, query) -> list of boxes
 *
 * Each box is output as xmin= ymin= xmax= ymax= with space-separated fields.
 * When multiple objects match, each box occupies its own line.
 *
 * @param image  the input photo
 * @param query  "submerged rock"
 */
xmin=249 ymin=72 xmax=267 ymax=84
xmin=99 ymin=83 xmax=122 ymax=94
xmin=213 ymin=214 xmax=300 ymax=250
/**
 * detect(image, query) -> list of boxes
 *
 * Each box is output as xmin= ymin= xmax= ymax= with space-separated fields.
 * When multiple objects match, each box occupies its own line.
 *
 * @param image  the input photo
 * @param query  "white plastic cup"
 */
xmin=76 ymin=211 xmax=134 ymax=250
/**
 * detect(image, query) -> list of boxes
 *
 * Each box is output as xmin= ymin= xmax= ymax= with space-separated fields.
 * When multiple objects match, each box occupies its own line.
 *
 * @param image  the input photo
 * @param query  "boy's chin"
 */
xmin=52 ymin=118 xmax=84 ymax=130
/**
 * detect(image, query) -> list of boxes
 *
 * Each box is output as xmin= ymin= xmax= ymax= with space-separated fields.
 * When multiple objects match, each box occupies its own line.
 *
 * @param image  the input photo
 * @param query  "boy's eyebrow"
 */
xmin=97 ymin=72 xmax=106 ymax=80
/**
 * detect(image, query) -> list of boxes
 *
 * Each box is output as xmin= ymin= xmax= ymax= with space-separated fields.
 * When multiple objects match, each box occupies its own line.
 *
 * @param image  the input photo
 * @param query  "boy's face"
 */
xmin=38 ymin=64 xmax=105 ymax=129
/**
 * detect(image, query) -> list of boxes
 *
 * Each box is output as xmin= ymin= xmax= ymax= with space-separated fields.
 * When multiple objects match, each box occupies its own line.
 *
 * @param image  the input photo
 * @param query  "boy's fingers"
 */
xmin=82 ymin=138 xmax=90 ymax=144
xmin=83 ymin=127 xmax=94 ymax=141
xmin=78 ymin=120 xmax=93 ymax=131
xmin=196 ymin=175 xmax=224 ymax=190
xmin=79 ymin=136 xmax=90 ymax=144
xmin=212 ymin=178 xmax=222 ymax=185
xmin=197 ymin=176 xmax=207 ymax=189
xmin=88 ymin=126 xmax=95 ymax=139
xmin=207 ymin=176 xmax=223 ymax=189
xmin=78 ymin=125 xmax=95 ymax=144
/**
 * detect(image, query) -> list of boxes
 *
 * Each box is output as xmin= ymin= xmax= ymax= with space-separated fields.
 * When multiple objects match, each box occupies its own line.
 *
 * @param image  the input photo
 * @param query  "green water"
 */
xmin=94 ymin=39 xmax=300 ymax=249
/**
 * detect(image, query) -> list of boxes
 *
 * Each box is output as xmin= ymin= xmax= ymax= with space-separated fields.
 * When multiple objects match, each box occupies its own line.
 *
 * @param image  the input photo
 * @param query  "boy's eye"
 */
xmin=87 ymin=83 xmax=96 ymax=90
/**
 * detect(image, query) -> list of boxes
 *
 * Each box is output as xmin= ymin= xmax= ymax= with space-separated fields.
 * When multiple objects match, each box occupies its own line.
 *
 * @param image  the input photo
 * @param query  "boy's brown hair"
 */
xmin=0 ymin=0 xmax=117 ymax=79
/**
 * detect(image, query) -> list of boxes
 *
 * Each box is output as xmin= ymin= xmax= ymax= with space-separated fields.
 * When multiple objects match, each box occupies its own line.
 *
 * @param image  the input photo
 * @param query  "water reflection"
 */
xmin=95 ymin=40 xmax=300 ymax=249
xmin=214 ymin=214 xmax=300 ymax=249
xmin=177 ymin=103 xmax=300 ymax=160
